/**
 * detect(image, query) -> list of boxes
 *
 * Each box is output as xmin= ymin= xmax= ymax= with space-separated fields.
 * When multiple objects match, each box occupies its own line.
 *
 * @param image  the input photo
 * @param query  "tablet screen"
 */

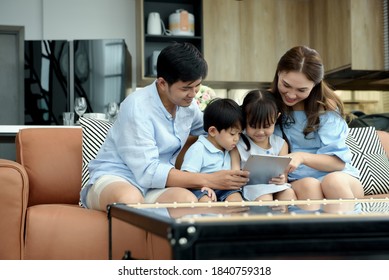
xmin=243 ymin=154 xmax=291 ymax=184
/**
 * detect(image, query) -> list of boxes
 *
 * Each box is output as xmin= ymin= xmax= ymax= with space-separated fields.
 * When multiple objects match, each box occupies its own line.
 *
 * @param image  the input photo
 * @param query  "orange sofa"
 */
xmin=0 ymin=127 xmax=388 ymax=260
xmin=0 ymin=128 xmax=167 ymax=260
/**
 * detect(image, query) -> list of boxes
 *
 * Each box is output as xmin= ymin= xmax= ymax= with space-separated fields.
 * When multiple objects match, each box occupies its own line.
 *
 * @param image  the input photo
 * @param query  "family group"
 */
xmin=80 ymin=43 xmax=364 ymax=212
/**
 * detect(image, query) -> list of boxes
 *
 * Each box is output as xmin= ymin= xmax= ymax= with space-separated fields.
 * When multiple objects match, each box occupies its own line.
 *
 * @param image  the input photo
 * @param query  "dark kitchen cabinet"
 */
xmin=135 ymin=0 xmax=202 ymax=87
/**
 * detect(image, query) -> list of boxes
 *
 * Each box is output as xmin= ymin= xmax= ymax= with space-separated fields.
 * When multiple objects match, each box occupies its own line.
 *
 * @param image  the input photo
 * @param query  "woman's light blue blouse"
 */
xmin=274 ymin=110 xmax=359 ymax=181
xmin=81 ymin=81 xmax=205 ymax=203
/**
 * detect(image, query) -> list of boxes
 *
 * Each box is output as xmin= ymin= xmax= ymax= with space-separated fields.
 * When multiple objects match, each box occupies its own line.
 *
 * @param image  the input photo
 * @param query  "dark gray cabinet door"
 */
xmin=0 ymin=25 xmax=24 ymax=125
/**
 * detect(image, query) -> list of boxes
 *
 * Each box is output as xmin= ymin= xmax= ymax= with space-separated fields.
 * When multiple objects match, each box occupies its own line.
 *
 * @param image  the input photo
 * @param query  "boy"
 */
xmin=181 ymin=98 xmax=245 ymax=202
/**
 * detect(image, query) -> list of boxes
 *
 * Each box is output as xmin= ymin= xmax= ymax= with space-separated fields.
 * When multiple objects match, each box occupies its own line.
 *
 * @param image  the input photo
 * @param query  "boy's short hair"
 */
xmin=203 ymin=98 xmax=244 ymax=132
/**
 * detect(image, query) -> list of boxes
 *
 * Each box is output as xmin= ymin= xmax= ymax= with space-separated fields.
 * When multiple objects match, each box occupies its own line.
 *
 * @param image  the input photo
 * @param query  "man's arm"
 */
xmin=166 ymin=168 xmax=249 ymax=190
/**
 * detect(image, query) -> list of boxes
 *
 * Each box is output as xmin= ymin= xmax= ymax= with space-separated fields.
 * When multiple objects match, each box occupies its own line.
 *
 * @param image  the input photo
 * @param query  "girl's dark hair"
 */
xmin=203 ymin=98 xmax=244 ymax=132
xmin=157 ymin=42 xmax=208 ymax=85
xmin=240 ymin=90 xmax=280 ymax=151
xmin=270 ymin=45 xmax=345 ymax=137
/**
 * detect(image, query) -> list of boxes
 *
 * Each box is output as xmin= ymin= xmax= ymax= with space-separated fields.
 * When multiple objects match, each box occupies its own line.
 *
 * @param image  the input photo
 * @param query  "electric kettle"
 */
xmin=147 ymin=12 xmax=162 ymax=35
xmin=169 ymin=9 xmax=194 ymax=36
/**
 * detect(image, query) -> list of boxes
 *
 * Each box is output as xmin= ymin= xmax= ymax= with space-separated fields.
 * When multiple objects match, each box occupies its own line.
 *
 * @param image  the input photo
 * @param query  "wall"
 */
xmin=0 ymin=0 xmax=137 ymax=160
xmin=0 ymin=0 xmax=43 ymax=38
xmin=0 ymin=0 xmax=137 ymax=91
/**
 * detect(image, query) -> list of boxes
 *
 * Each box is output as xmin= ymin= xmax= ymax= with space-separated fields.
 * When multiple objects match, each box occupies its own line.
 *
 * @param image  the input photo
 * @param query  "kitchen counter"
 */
xmin=0 ymin=125 xmax=80 ymax=143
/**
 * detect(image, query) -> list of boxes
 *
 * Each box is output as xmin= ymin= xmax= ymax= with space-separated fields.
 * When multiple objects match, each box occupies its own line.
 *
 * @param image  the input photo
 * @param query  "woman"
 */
xmin=271 ymin=45 xmax=364 ymax=200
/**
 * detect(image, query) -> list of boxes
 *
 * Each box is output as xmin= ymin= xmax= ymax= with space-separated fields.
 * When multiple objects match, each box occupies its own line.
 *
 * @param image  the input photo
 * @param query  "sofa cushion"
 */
xmin=346 ymin=126 xmax=389 ymax=195
xmin=16 ymin=128 xmax=83 ymax=206
xmin=24 ymin=204 xmax=109 ymax=259
xmin=79 ymin=117 xmax=113 ymax=193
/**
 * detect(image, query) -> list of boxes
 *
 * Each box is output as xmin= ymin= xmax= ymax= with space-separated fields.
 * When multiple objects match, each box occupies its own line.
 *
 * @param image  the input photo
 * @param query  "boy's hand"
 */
xmin=201 ymin=187 xmax=217 ymax=201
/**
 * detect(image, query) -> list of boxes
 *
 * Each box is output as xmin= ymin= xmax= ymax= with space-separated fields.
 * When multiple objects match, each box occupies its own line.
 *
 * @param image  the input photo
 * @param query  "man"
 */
xmin=80 ymin=42 xmax=249 ymax=211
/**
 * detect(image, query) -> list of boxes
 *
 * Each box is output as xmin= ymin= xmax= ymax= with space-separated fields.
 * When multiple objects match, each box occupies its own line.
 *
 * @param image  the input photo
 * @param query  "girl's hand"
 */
xmin=201 ymin=187 xmax=216 ymax=201
xmin=269 ymin=174 xmax=286 ymax=185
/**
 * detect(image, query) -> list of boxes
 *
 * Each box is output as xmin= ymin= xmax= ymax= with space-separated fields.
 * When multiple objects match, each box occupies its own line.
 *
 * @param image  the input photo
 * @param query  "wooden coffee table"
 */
xmin=108 ymin=198 xmax=389 ymax=260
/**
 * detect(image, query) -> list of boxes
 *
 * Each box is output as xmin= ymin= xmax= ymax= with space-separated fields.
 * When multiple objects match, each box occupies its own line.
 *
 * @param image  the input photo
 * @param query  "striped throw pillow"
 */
xmin=346 ymin=126 xmax=389 ymax=195
xmin=79 ymin=117 xmax=113 ymax=192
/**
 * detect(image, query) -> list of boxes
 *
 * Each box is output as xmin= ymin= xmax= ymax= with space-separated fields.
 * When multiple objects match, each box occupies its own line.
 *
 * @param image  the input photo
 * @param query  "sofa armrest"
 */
xmin=0 ymin=159 xmax=29 ymax=259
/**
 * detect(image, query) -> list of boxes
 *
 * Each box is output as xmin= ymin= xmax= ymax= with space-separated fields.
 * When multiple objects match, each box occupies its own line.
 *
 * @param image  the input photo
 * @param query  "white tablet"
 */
xmin=243 ymin=154 xmax=291 ymax=184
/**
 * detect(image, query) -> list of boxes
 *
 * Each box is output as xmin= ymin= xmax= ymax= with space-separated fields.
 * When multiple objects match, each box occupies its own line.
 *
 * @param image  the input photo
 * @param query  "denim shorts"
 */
xmin=191 ymin=189 xmax=242 ymax=202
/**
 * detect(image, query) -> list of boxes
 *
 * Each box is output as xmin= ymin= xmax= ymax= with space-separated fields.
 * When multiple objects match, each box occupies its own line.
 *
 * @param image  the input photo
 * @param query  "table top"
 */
xmin=112 ymin=197 xmax=389 ymax=217
xmin=108 ymin=198 xmax=389 ymax=236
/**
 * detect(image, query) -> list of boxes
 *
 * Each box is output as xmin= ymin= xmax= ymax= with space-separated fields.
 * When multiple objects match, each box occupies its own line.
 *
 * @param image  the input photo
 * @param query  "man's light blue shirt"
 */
xmin=80 ymin=81 xmax=204 ymax=206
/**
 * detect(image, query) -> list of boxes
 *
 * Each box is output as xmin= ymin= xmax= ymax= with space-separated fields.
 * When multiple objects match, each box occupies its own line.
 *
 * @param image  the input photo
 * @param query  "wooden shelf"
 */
xmin=343 ymin=100 xmax=378 ymax=104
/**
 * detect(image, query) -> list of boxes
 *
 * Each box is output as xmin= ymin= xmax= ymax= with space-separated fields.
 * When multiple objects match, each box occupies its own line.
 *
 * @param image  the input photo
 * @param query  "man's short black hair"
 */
xmin=157 ymin=42 xmax=208 ymax=85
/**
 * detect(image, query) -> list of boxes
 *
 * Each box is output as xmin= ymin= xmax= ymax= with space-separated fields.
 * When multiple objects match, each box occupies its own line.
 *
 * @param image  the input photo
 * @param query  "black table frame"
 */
xmin=107 ymin=201 xmax=389 ymax=260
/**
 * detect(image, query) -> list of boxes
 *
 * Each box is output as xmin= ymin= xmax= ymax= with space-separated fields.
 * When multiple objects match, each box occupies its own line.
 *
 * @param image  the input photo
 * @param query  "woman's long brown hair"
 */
xmin=270 ymin=46 xmax=345 ymax=137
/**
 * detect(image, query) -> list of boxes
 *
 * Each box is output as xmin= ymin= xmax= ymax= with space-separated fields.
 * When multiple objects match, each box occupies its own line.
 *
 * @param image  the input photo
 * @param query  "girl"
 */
xmin=232 ymin=90 xmax=297 ymax=201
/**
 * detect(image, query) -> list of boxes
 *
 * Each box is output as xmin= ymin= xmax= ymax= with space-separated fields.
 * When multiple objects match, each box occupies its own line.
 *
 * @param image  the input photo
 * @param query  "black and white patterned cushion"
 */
xmin=359 ymin=201 xmax=389 ymax=213
xmin=346 ymin=126 xmax=389 ymax=195
xmin=79 ymin=117 xmax=113 ymax=191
